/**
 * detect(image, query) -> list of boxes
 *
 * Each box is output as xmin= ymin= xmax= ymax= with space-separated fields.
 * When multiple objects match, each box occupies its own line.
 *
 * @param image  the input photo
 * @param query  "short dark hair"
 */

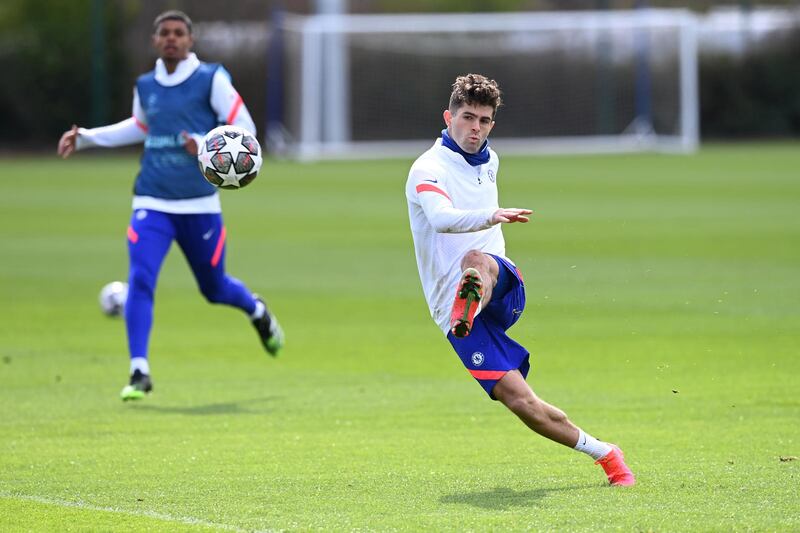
xmin=449 ymin=74 xmax=502 ymax=117
xmin=153 ymin=10 xmax=193 ymax=34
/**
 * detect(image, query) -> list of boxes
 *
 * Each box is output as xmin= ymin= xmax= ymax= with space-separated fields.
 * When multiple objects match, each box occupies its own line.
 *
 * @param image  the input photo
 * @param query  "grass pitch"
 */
xmin=0 ymin=145 xmax=798 ymax=531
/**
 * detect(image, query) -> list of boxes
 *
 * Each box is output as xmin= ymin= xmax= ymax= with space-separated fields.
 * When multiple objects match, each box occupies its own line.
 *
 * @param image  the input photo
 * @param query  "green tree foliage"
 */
xmin=701 ymin=31 xmax=800 ymax=138
xmin=0 ymin=0 xmax=128 ymax=144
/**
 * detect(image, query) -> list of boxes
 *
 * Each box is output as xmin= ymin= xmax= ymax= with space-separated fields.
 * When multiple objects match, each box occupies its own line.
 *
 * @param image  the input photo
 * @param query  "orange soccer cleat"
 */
xmin=596 ymin=445 xmax=636 ymax=486
xmin=450 ymin=268 xmax=484 ymax=338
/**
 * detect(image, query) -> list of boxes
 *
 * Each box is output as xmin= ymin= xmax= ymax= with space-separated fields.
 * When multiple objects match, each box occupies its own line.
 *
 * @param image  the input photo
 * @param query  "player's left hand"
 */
xmin=493 ymin=208 xmax=533 ymax=224
xmin=181 ymin=131 xmax=198 ymax=155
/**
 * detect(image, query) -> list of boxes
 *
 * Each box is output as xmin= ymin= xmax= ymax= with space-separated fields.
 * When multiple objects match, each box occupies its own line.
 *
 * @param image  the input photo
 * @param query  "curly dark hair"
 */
xmin=448 ymin=74 xmax=502 ymax=117
xmin=153 ymin=10 xmax=193 ymax=34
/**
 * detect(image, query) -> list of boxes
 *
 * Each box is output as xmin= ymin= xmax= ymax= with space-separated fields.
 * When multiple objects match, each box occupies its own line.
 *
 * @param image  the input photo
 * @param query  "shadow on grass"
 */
xmin=128 ymin=396 xmax=279 ymax=416
xmin=440 ymin=484 xmax=599 ymax=509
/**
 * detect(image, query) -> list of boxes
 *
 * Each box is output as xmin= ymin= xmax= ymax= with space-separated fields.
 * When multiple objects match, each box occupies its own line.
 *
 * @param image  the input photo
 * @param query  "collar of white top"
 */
xmin=436 ymin=139 xmax=474 ymax=168
xmin=154 ymin=52 xmax=200 ymax=86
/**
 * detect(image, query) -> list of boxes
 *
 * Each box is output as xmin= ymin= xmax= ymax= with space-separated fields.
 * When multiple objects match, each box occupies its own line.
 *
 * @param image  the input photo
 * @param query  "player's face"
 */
xmin=443 ymin=104 xmax=496 ymax=154
xmin=152 ymin=20 xmax=193 ymax=62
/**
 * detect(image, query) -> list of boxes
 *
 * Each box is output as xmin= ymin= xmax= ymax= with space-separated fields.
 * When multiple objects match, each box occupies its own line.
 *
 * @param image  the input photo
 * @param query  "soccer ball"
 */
xmin=197 ymin=125 xmax=262 ymax=189
xmin=99 ymin=281 xmax=128 ymax=317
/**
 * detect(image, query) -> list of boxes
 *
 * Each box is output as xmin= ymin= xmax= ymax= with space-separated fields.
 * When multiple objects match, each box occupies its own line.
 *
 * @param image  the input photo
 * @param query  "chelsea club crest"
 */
xmin=471 ymin=352 xmax=485 ymax=366
xmin=487 ymin=170 xmax=496 ymax=183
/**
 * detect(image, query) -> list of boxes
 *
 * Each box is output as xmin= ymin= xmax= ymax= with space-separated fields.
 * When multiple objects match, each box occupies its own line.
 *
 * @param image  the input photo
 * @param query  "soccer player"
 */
xmin=57 ymin=10 xmax=284 ymax=401
xmin=405 ymin=74 xmax=635 ymax=486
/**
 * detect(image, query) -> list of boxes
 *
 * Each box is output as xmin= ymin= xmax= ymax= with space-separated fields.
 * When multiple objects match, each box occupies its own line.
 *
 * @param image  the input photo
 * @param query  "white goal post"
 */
xmin=271 ymin=9 xmax=699 ymax=160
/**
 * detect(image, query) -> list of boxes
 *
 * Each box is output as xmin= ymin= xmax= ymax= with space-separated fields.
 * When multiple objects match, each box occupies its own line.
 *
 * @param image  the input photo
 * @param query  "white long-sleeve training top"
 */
xmin=74 ymin=53 xmax=256 ymax=214
xmin=406 ymin=138 xmax=509 ymax=334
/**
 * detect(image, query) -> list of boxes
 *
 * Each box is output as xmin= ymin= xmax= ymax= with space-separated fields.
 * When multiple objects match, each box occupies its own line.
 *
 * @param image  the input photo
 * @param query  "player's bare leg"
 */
xmin=493 ymin=370 xmax=580 ymax=446
xmin=450 ymin=250 xmax=499 ymax=337
xmin=460 ymin=250 xmax=499 ymax=304
xmin=493 ymin=370 xmax=635 ymax=486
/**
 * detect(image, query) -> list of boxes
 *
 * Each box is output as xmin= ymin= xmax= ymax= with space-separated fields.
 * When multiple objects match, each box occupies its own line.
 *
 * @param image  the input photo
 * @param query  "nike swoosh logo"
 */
xmin=422 ymin=178 xmax=438 ymax=183
xmin=202 ymin=228 xmax=215 ymax=240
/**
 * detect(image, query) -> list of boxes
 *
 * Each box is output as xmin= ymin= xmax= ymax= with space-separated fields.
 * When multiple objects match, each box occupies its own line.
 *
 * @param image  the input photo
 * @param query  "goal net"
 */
xmin=271 ymin=9 xmax=699 ymax=160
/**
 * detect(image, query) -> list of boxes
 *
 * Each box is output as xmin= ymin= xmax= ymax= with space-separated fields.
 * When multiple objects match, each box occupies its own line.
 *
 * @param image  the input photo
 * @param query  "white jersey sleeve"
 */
xmin=75 ymin=87 xmax=147 ymax=150
xmin=409 ymin=166 xmax=495 ymax=233
xmin=183 ymin=67 xmax=258 ymax=149
xmin=211 ymin=67 xmax=256 ymax=134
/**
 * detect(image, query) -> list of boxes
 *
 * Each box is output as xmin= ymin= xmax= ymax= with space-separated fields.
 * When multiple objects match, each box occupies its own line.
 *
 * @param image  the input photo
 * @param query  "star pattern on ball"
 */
xmin=198 ymin=126 xmax=262 ymax=190
xmin=217 ymin=134 xmax=252 ymax=188
xmin=198 ymin=150 xmax=213 ymax=170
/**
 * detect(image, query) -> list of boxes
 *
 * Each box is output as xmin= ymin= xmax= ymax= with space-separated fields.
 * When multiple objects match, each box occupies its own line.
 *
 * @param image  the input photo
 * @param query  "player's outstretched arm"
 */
xmin=57 ymin=125 xmax=79 ymax=159
xmin=58 ymin=117 xmax=147 ymax=157
xmin=492 ymin=208 xmax=533 ymax=224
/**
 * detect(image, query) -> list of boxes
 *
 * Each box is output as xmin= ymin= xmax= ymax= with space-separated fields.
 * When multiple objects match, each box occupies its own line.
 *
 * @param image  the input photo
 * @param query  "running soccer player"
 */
xmin=57 ymin=10 xmax=284 ymax=401
xmin=405 ymin=74 xmax=634 ymax=486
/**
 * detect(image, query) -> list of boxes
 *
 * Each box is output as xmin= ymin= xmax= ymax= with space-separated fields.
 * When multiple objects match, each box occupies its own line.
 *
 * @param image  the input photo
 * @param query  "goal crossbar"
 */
xmin=277 ymin=9 xmax=699 ymax=160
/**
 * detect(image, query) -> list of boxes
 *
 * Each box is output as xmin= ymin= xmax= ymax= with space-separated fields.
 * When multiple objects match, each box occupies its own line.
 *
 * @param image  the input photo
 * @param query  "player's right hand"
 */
xmin=492 ymin=208 xmax=533 ymax=224
xmin=57 ymin=125 xmax=79 ymax=159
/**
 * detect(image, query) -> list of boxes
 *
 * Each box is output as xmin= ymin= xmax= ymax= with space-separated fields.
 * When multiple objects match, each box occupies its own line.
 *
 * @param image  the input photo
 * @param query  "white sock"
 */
xmin=251 ymin=300 xmax=266 ymax=320
xmin=130 ymin=357 xmax=150 ymax=376
xmin=574 ymin=429 xmax=612 ymax=460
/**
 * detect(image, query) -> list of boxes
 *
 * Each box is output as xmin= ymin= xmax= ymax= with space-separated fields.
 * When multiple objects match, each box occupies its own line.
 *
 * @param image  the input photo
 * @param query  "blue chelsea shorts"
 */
xmin=447 ymin=255 xmax=530 ymax=400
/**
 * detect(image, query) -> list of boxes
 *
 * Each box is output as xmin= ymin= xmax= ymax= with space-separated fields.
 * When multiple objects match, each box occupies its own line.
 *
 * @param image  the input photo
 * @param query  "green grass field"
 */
xmin=1 ymin=145 xmax=798 ymax=531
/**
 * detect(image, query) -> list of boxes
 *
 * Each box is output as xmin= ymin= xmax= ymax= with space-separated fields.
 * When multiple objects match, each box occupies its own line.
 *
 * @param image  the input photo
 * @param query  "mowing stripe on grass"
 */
xmin=0 ymin=492 xmax=270 ymax=532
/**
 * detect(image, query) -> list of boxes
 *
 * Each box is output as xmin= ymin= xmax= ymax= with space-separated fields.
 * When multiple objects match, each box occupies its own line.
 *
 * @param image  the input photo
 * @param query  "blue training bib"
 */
xmin=135 ymin=63 xmax=220 ymax=199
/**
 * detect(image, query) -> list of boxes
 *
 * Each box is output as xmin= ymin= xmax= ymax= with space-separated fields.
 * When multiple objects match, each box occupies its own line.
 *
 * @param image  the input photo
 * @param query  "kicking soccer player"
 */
xmin=405 ymin=74 xmax=634 ymax=486
xmin=57 ymin=10 xmax=284 ymax=401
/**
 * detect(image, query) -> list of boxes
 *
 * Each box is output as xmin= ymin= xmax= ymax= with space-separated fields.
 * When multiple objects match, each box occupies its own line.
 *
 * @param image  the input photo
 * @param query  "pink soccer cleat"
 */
xmin=450 ymin=268 xmax=483 ymax=338
xmin=595 ymin=445 xmax=636 ymax=486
